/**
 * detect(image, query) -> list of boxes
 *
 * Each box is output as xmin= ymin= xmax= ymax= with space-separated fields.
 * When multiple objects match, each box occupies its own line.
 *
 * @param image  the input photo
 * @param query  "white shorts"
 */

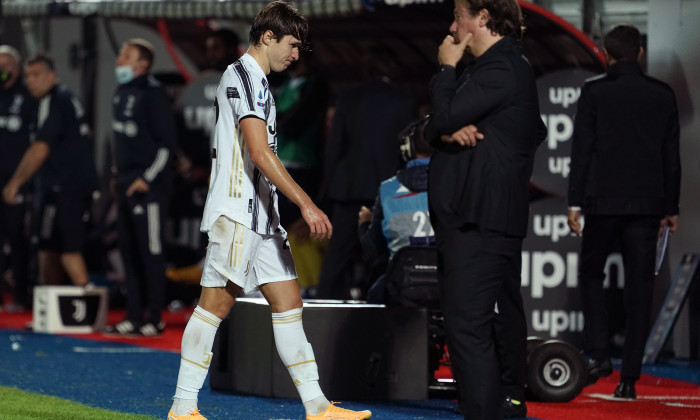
xmin=201 ymin=216 xmax=297 ymax=294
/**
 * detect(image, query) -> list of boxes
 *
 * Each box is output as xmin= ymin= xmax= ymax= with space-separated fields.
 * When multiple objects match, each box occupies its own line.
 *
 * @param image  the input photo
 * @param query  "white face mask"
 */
xmin=115 ymin=65 xmax=135 ymax=84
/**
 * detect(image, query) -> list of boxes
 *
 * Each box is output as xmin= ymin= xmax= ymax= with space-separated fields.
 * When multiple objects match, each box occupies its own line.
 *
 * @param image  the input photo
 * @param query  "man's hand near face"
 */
xmin=438 ymin=33 xmax=472 ymax=67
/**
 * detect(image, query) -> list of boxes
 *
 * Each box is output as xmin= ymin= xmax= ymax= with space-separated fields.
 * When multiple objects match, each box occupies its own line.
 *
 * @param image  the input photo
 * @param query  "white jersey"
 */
xmin=201 ymin=54 xmax=280 ymax=235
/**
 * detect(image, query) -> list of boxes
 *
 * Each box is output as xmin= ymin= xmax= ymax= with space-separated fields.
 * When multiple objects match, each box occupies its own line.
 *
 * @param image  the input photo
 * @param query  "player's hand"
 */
xmin=301 ymin=203 xmax=332 ymax=241
xmin=175 ymin=154 xmax=193 ymax=176
xmin=2 ymin=181 xmax=19 ymax=205
xmin=126 ymin=177 xmax=150 ymax=196
xmin=442 ymin=124 xmax=484 ymax=147
xmin=567 ymin=209 xmax=582 ymax=235
xmin=660 ymin=215 xmax=679 ymax=236
xmin=358 ymin=206 xmax=374 ymax=226
xmin=438 ymin=33 xmax=471 ymax=67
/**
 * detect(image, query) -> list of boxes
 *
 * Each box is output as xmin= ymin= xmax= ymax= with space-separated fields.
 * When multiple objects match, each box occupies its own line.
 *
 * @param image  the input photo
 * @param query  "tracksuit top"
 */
xmin=112 ymin=74 xmax=176 ymax=192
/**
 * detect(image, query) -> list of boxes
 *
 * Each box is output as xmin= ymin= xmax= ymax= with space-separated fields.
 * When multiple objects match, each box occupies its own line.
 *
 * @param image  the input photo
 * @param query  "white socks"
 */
xmin=171 ymin=306 xmax=329 ymax=416
xmin=171 ymin=306 xmax=222 ymax=416
xmin=272 ymin=307 xmax=329 ymax=415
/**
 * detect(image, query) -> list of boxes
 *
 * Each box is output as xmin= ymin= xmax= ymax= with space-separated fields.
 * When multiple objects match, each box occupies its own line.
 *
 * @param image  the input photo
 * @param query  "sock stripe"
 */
xmin=286 ymin=359 xmax=316 ymax=369
xmin=272 ymin=316 xmax=303 ymax=325
xmin=192 ymin=311 xmax=219 ymax=328
xmin=272 ymin=312 xmax=303 ymax=319
xmin=181 ymin=355 xmax=210 ymax=370
xmin=193 ymin=309 xmax=221 ymax=328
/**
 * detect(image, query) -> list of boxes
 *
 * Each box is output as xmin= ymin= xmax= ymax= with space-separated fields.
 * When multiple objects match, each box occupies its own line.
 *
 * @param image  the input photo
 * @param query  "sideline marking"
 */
xmin=587 ymin=392 xmax=700 ymax=407
xmin=72 ymin=346 xmax=158 ymax=353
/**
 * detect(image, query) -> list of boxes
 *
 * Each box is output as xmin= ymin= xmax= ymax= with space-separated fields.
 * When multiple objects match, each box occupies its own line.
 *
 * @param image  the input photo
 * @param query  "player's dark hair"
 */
xmin=249 ymin=1 xmax=308 ymax=48
xmin=26 ymin=53 xmax=55 ymax=72
xmin=604 ymin=24 xmax=641 ymax=62
xmin=462 ymin=0 xmax=524 ymax=41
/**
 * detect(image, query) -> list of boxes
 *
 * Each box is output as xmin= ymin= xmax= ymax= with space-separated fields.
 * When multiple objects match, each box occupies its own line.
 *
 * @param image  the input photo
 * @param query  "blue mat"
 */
xmin=0 ymin=331 xmax=469 ymax=419
xmin=5 ymin=330 xmax=699 ymax=419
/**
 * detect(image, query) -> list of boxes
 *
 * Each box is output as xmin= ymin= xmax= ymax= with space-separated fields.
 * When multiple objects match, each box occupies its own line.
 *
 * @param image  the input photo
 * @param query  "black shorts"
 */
xmin=36 ymin=191 xmax=90 ymax=253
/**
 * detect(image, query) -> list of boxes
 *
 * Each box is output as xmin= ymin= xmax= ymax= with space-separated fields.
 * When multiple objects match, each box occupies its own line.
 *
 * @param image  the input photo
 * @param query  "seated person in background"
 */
xmin=357 ymin=118 xmax=433 ymax=303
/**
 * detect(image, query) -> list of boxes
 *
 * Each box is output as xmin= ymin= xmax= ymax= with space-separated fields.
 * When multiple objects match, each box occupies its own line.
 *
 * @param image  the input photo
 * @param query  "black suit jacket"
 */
xmin=568 ymin=61 xmax=681 ymax=216
xmin=425 ymin=36 xmax=546 ymax=237
xmin=323 ymin=80 xmax=417 ymax=202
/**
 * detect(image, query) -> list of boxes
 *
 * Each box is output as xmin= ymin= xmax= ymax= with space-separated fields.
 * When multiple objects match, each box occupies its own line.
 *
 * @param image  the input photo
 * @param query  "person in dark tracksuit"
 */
xmin=423 ymin=1 xmax=546 ymax=419
xmin=567 ymin=24 xmax=681 ymax=400
xmin=106 ymin=38 xmax=176 ymax=337
xmin=3 ymin=54 xmax=97 ymax=291
xmin=0 ymin=46 xmax=36 ymax=310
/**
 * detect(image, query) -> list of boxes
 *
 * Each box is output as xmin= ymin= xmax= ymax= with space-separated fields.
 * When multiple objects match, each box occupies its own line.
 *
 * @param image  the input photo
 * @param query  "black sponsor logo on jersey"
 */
xmin=227 ymin=87 xmax=240 ymax=99
xmin=268 ymin=123 xmax=276 ymax=135
xmin=212 ymin=148 xmax=217 ymax=159
xmin=248 ymin=199 xmax=253 ymax=213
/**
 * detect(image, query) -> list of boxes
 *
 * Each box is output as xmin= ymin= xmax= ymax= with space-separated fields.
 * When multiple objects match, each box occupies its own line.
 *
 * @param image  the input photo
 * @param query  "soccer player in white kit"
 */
xmin=167 ymin=2 xmax=371 ymax=420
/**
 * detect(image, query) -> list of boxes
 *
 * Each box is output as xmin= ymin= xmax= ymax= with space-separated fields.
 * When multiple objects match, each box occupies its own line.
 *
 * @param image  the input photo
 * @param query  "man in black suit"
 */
xmin=318 ymin=46 xmax=417 ymax=299
xmin=424 ymin=0 xmax=545 ymax=418
xmin=567 ymin=24 xmax=681 ymax=400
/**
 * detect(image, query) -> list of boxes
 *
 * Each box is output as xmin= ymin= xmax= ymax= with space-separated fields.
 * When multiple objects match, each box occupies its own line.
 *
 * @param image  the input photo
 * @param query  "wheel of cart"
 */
xmin=526 ymin=339 xmax=588 ymax=402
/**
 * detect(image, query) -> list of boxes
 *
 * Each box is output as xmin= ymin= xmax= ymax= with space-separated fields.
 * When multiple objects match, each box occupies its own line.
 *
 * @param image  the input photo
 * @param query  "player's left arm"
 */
xmin=140 ymin=86 xmax=177 ymax=187
xmin=242 ymin=116 xmax=332 ymax=240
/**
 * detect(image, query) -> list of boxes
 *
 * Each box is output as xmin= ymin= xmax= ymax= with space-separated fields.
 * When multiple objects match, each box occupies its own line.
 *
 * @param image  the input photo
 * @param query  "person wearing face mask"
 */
xmin=2 ymin=53 xmax=98 ymax=292
xmin=0 ymin=45 xmax=36 ymax=311
xmin=104 ymin=38 xmax=177 ymax=337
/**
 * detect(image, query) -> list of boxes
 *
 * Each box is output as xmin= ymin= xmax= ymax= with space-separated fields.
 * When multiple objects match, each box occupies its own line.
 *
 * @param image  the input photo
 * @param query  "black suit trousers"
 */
xmin=436 ymin=224 xmax=526 ymax=420
xmin=117 ymin=190 xmax=168 ymax=325
xmin=317 ymin=200 xmax=373 ymax=299
xmin=579 ymin=215 xmax=659 ymax=380
xmin=0 ymin=199 xmax=30 ymax=306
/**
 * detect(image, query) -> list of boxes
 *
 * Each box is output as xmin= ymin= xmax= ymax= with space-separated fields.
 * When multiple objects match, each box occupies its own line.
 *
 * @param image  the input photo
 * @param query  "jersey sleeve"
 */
xmin=227 ymin=61 xmax=267 ymax=122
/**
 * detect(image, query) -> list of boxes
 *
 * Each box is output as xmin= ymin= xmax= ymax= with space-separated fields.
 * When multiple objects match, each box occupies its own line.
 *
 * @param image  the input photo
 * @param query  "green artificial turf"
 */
xmin=0 ymin=386 xmax=159 ymax=420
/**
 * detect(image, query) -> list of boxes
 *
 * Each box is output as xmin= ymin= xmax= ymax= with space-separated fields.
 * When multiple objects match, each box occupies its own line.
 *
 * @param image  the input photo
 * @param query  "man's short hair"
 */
xmin=249 ymin=1 xmax=308 ymax=48
xmin=604 ymin=24 xmax=641 ymax=62
xmin=0 ymin=45 xmax=21 ymax=64
xmin=124 ymin=38 xmax=155 ymax=70
xmin=462 ymin=0 xmax=524 ymax=41
xmin=208 ymin=28 xmax=240 ymax=49
xmin=26 ymin=53 xmax=55 ymax=72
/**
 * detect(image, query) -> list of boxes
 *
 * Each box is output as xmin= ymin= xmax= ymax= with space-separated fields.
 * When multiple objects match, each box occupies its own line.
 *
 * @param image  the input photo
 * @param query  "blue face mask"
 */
xmin=115 ymin=65 xmax=135 ymax=84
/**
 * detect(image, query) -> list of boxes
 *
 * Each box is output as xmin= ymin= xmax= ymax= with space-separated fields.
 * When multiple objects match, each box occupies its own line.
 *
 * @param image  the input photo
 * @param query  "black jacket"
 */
xmin=425 ymin=36 xmax=546 ymax=237
xmin=0 ymin=80 xmax=36 ymax=184
xmin=323 ymin=80 xmax=417 ymax=202
xmin=568 ymin=61 xmax=681 ymax=216
xmin=34 ymin=84 xmax=98 ymax=195
xmin=112 ymin=74 xmax=176 ymax=191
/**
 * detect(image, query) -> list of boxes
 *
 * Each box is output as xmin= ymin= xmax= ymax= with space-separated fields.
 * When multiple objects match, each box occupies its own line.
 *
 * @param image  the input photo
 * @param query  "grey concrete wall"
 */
xmin=648 ymin=0 xmax=700 ymax=358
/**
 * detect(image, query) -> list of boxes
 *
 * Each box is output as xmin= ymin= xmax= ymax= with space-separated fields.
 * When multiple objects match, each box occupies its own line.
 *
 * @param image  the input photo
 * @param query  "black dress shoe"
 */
xmin=585 ymin=355 xmax=613 ymax=384
xmin=503 ymin=396 xmax=527 ymax=418
xmin=613 ymin=379 xmax=637 ymax=400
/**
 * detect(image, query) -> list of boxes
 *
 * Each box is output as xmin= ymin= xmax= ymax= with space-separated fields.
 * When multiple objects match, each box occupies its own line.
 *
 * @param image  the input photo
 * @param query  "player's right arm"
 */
xmin=241 ymin=116 xmax=332 ymax=240
xmin=2 ymin=141 xmax=49 ymax=204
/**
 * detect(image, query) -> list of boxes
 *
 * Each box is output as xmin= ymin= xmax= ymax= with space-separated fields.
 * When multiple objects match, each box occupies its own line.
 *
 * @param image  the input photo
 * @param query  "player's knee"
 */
xmin=198 ymin=288 xmax=235 ymax=319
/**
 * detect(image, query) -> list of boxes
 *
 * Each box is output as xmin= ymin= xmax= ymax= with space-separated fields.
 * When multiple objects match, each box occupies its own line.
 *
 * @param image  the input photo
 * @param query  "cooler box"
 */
xmin=210 ymin=298 xmax=429 ymax=400
xmin=33 ymin=286 xmax=109 ymax=333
